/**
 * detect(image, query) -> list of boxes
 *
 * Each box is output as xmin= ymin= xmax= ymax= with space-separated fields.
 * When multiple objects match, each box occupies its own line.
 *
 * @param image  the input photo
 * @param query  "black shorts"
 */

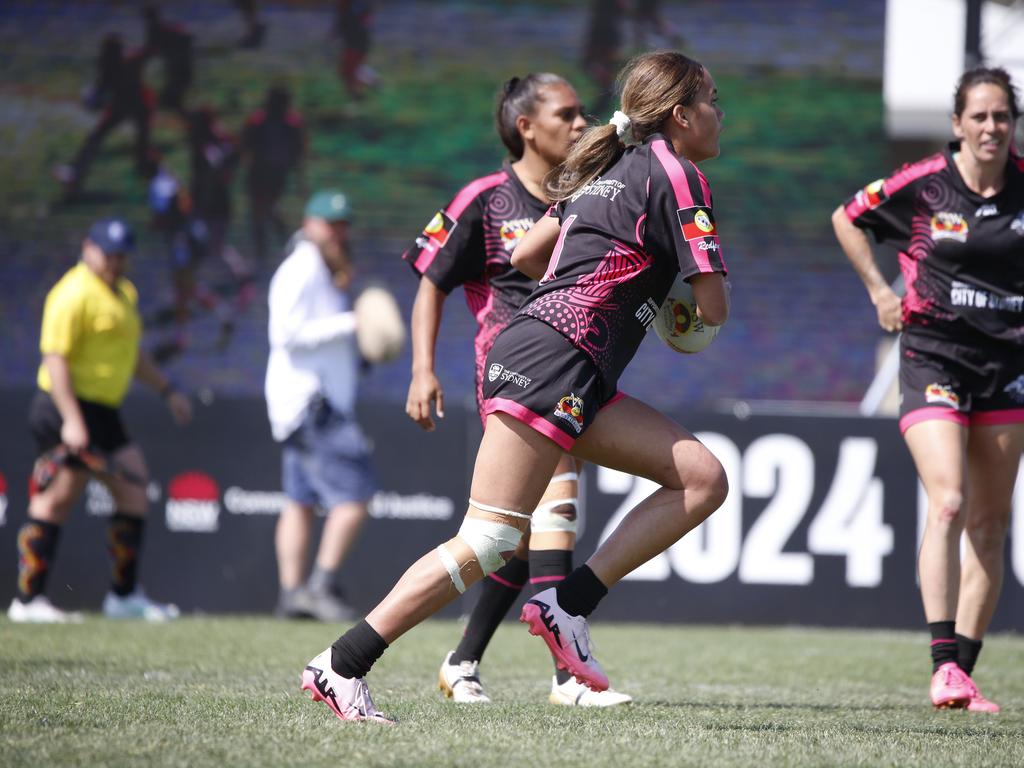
xmin=481 ymin=316 xmax=624 ymax=450
xmin=28 ymin=391 xmax=131 ymax=457
xmin=899 ymin=330 xmax=1024 ymax=433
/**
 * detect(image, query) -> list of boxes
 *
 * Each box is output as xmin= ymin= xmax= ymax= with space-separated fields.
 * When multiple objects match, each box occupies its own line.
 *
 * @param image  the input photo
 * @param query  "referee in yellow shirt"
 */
xmin=8 ymin=219 xmax=192 ymax=623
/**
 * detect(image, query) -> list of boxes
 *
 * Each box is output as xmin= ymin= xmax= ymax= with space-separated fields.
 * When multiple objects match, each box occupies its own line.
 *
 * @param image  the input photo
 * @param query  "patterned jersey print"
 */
xmin=845 ymin=142 xmax=1024 ymax=345
xmin=520 ymin=132 xmax=726 ymax=389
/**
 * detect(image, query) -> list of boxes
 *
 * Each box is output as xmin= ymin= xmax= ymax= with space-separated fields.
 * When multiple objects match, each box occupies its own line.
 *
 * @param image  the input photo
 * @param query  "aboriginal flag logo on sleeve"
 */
xmin=677 ymin=207 xmax=717 ymax=241
xmin=855 ymin=178 xmax=888 ymax=210
xmin=422 ymin=210 xmax=457 ymax=248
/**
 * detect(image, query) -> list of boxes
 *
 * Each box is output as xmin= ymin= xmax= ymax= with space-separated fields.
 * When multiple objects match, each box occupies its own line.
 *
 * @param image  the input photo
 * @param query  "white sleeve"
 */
xmin=268 ymin=254 xmax=356 ymax=350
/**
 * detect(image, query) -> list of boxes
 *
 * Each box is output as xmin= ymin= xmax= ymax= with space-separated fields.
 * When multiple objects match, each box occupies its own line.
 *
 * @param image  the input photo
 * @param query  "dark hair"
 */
xmin=495 ymin=73 xmax=574 ymax=160
xmin=545 ymin=51 xmax=705 ymax=201
xmin=954 ymin=66 xmax=1020 ymax=119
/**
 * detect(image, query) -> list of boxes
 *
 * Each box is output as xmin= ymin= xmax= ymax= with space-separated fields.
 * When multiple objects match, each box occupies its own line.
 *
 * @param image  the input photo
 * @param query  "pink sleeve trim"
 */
xmin=651 ymin=140 xmax=714 ymax=272
xmin=971 ymin=408 xmax=1024 ymax=426
xmin=899 ymin=407 xmax=968 ymax=435
xmin=412 ymin=170 xmax=507 ymax=274
xmin=601 ymin=391 xmax=627 ymax=410
xmin=529 ymin=575 xmax=566 ymax=584
xmin=483 ymin=397 xmax=575 ymax=451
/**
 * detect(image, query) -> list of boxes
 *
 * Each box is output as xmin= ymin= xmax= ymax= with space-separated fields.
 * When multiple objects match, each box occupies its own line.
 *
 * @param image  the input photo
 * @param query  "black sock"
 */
xmin=16 ymin=519 xmax=61 ymax=601
xmin=928 ymin=620 xmax=958 ymax=672
xmin=108 ymin=513 xmax=144 ymax=597
xmin=956 ymin=633 xmax=983 ymax=675
xmin=452 ymin=556 xmax=529 ymax=664
xmin=331 ymin=619 xmax=388 ymax=679
xmin=555 ymin=564 xmax=607 ymax=619
xmin=530 ymin=549 xmax=574 ymax=683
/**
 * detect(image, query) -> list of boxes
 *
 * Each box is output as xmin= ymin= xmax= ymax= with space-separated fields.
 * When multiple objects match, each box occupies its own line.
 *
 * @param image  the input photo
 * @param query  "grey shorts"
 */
xmin=281 ymin=399 xmax=378 ymax=508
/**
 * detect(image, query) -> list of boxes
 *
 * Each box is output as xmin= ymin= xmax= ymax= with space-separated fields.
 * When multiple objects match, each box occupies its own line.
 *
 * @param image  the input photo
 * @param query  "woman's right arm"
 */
xmin=405 ymin=277 xmax=448 ymax=431
xmin=831 ymin=205 xmax=902 ymax=332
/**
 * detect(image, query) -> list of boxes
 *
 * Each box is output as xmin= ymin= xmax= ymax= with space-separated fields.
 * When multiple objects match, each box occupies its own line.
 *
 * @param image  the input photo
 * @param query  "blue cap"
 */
xmin=88 ymin=219 xmax=135 ymax=255
xmin=304 ymin=189 xmax=352 ymax=222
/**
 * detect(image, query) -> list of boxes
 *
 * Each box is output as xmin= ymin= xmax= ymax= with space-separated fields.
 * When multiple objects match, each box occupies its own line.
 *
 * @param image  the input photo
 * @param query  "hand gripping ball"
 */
xmin=652 ymin=273 xmax=720 ymax=354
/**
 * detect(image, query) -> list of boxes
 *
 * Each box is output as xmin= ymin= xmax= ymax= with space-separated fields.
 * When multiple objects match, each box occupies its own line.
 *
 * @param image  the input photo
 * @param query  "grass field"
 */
xmin=2 ymin=617 xmax=1023 ymax=767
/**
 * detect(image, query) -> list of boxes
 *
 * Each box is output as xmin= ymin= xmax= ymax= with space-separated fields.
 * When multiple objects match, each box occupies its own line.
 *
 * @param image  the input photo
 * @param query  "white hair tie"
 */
xmin=609 ymin=110 xmax=631 ymax=138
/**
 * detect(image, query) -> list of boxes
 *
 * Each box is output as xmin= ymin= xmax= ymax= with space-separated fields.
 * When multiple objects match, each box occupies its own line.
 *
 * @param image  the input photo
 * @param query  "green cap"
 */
xmin=305 ymin=189 xmax=352 ymax=222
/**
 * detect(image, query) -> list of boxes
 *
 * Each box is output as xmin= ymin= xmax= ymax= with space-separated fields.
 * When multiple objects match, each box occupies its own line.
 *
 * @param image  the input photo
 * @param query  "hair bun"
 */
xmin=504 ymin=77 xmax=521 ymax=96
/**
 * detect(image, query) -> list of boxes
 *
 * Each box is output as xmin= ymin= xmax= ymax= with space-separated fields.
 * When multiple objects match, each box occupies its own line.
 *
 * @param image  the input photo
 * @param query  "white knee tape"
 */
xmin=458 ymin=516 xmax=524 ymax=575
xmin=437 ymin=544 xmax=467 ymax=593
xmin=530 ymin=497 xmax=579 ymax=534
xmin=549 ymin=472 xmax=579 ymax=484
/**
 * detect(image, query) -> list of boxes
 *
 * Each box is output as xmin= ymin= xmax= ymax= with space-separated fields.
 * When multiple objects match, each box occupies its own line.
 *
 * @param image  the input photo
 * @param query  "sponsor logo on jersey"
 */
xmin=1012 ymin=211 xmax=1024 ymax=237
xmin=422 ymin=210 xmax=457 ymax=248
xmin=498 ymin=218 xmax=534 ymax=251
xmin=930 ymin=212 xmax=968 ymax=242
xmin=554 ymin=393 xmax=585 ymax=434
xmin=1004 ymin=374 xmax=1024 ymax=404
xmin=489 ymin=362 xmax=531 ymax=388
xmin=570 ymin=177 xmax=626 ymax=202
xmin=677 ymin=206 xmax=718 ymax=241
xmin=925 ymin=383 xmax=960 ymax=409
xmin=0 ymin=471 xmax=7 ymax=527
xmin=855 ymin=178 xmax=888 ymax=210
xmin=636 ymin=298 xmax=658 ymax=327
xmin=974 ymin=203 xmax=998 ymax=218
xmin=951 ymin=280 xmax=1024 ymax=312
xmin=166 ymin=471 xmax=220 ymax=532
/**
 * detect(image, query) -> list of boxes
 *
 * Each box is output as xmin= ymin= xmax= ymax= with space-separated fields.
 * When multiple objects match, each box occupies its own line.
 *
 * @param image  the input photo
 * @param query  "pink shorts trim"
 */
xmin=602 ymin=391 xmax=627 ymax=409
xmin=930 ymin=638 xmax=956 ymax=646
xmin=971 ymin=408 xmax=1024 ymax=427
xmin=899 ymin=407 xmax=968 ymax=435
xmin=483 ymin=397 xmax=575 ymax=451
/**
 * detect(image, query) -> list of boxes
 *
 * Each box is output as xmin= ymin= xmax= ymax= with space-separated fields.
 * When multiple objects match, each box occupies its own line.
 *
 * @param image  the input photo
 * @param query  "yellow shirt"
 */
xmin=37 ymin=262 xmax=141 ymax=407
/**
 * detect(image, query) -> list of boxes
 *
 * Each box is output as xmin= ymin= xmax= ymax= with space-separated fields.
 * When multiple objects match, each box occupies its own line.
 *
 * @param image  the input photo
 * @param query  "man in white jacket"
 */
xmin=265 ymin=189 xmax=376 ymax=621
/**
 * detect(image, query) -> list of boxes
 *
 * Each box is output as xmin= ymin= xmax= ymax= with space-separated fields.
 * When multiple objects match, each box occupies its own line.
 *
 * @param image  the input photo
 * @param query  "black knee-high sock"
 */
xmin=108 ymin=513 xmax=144 ymax=597
xmin=16 ymin=519 xmax=61 ymax=602
xmin=956 ymin=633 xmax=983 ymax=675
xmin=929 ymin=620 xmax=958 ymax=672
xmin=555 ymin=564 xmax=608 ymax=619
xmin=530 ymin=549 xmax=573 ymax=683
xmin=452 ymin=556 xmax=529 ymax=664
xmin=331 ymin=619 xmax=388 ymax=678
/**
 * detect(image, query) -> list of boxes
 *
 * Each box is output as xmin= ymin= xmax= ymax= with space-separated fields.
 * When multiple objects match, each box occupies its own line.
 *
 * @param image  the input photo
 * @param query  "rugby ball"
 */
xmin=354 ymin=286 xmax=406 ymax=364
xmin=653 ymin=273 xmax=720 ymax=354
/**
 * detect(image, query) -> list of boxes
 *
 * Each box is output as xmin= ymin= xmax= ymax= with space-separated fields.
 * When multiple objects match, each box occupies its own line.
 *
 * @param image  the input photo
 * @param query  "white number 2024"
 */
xmin=596 ymin=433 xmax=894 ymax=588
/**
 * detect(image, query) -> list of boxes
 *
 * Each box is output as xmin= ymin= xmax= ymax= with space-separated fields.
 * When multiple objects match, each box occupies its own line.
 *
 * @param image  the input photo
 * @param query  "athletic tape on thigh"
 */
xmin=468 ymin=498 xmax=532 ymax=519
xmin=549 ymin=472 xmax=579 ymax=484
xmin=530 ymin=497 xmax=579 ymax=534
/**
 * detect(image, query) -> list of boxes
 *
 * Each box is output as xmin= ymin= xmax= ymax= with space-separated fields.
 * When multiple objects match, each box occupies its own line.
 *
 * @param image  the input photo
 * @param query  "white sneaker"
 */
xmin=550 ymin=676 xmax=633 ymax=707
xmin=7 ymin=595 xmax=83 ymax=624
xmin=521 ymin=587 xmax=608 ymax=691
xmin=438 ymin=650 xmax=491 ymax=703
xmin=102 ymin=588 xmax=180 ymax=621
xmin=301 ymin=648 xmax=395 ymax=724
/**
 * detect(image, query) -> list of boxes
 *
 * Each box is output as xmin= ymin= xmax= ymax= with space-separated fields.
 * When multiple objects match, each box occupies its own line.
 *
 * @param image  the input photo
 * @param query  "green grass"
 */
xmin=2 ymin=617 xmax=1023 ymax=767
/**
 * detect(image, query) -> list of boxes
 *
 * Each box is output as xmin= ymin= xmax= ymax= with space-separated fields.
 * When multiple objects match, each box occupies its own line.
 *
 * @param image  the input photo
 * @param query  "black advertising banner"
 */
xmin=0 ymin=388 xmax=1021 ymax=630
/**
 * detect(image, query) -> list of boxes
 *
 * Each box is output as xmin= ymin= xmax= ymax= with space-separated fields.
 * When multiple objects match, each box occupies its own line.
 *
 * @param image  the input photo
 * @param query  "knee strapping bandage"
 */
xmin=437 ymin=499 xmax=529 ymax=593
xmin=530 ymin=498 xmax=579 ymax=534
xmin=549 ymin=472 xmax=578 ymax=485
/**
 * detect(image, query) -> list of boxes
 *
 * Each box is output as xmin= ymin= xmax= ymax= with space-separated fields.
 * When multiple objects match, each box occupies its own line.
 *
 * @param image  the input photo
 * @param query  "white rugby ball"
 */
xmin=653 ymin=273 xmax=720 ymax=354
xmin=354 ymin=286 xmax=406 ymax=364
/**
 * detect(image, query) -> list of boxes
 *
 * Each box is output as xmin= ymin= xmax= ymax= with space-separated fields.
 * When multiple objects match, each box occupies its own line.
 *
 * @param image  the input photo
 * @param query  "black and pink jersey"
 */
xmin=844 ymin=142 xmax=1024 ymax=345
xmin=402 ymin=162 xmax=550 ymax=404
xmin=520 ymin=132 xmax=726 ymax=390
